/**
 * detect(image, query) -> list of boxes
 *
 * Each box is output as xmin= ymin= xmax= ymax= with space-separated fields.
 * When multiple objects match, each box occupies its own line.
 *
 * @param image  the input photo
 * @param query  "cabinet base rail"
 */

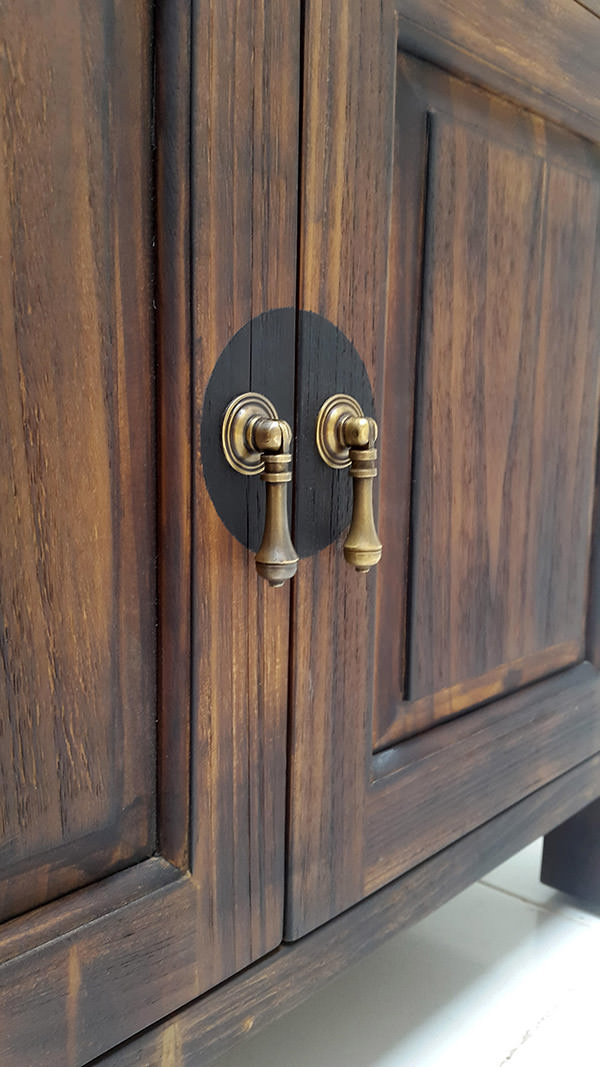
xmin=96 ymin=752 xmax=600 ymax=1067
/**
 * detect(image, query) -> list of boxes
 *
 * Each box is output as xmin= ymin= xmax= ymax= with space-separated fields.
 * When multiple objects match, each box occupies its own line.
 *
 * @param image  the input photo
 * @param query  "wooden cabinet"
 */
xmin=1 ymin=2 xmax=599 ymax=1065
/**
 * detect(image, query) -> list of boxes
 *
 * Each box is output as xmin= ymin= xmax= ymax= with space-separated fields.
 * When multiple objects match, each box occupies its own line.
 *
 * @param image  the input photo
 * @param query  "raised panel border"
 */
xmin=375 ymin=53 xmax=600 ymax=749
xmin=395 ymin=0 xmax=600 ymax=142
xmin=0 ymin=0 xmax=157 ymax=924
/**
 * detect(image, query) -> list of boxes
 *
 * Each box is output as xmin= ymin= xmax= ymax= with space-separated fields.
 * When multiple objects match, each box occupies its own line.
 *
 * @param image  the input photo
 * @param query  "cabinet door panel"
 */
xmin=287 ymin=0 xmax=600 ymax=939
xmin=0 ymin=3 xmax=300 ymax=1063
xmin=397 ymin=61 xmax=600 ymax=741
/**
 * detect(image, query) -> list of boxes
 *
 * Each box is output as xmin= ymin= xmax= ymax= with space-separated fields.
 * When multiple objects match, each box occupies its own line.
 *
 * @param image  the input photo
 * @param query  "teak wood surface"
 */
xmin=286 ymin=0 xmax=600 ymax=938
xmin=1 ymin=1 xmax=600 ymax=1064
xmin=0 ymin=1 xmax=300 ymax=1064
xmin=100 ymin=754 xmax=600 ymax=1066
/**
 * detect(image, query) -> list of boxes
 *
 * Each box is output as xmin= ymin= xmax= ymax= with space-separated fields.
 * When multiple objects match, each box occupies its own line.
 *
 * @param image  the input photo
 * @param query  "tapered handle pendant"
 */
xmin=255 ymin=450 xmax=298 ymax=585
xmin=315 ymin=394 xmax=382 ymax=573
xmin=222 ymin=392 xmax=298 ymax=587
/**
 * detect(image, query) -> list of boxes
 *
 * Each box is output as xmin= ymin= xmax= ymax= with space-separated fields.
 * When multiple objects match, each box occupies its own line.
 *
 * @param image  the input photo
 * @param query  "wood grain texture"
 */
xmin=191 ymin=0 xmax=300 ymax=974
xmin=0 ymin=864 xmax=198 ymax=1067
xmin=287 ymin=0 xmax=398 ymax=938
xmin=374 ymin=59 xmax=600 ymax=746
xmin=0 ymin=0 xmax=155 ymax=921
xmin=286 ymin=0 xmax=600 ymax=940
xmin=542 ymin=796 xmax=600 ymax=903
xmin=2 ymin=2 xmax=600 ymax=1061
xmin=374 ymin=54 xmax=600 ymax=747
xmin=367 ymin=664 xmax=600 ymax=893
xmin=405 ymin=107 xmax=600 ymax=731
xmin=395 ymin=0 xmax=600 ymax=142
xmin=99 ymin=754 xmax=600 ymax=1067
xmin=0 ymin=3 xmax=302 ymax=1063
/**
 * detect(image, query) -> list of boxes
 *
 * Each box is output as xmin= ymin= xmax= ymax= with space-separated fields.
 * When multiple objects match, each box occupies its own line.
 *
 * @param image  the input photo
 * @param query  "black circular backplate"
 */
xmin=200 ymin=309 xmax=375 ymax=557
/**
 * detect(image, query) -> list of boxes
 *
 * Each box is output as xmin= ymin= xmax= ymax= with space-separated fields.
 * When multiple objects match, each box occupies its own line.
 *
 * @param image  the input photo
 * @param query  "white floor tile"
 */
xmin=215 ymin=840 xmax=600 ymax=1067
xmin=481 ymin=838 xmax=600 ymax=926
xmin=498 ymin=982 xmax=599 ymax=1066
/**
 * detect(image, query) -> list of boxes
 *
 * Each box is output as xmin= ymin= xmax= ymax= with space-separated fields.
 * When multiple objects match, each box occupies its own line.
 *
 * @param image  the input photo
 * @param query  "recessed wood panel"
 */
xmin=374 ymin=57 xmax=600 ymax=747
xmin=0 ymin=1 xmax=155 ymax=920
xmin=408 ymin=118 xmax=600 ymax=714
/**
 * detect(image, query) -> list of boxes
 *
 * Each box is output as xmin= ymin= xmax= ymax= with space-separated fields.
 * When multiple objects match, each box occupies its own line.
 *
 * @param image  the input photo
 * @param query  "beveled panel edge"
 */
xmin=156 ymin=0 xmax=193 ymax=871
xmin=366 ymin=663 xmax=600 ymax=893
xmin=0 ymin=865 xmax=205 ymax=1066
xmin=395 ymin=0 xmax=600 ymax=142
xmin=398 ymin=50 xmax=600 ymax=177
xmin=0 ymin=857 xmax=181 ymax=968
xmin=376 ymin=641 xmax=581 ymax=752
xmin=584 ymin=216 xmax=600 ymax=669
xmin=371 ymin=662 xmax=598 ymax=780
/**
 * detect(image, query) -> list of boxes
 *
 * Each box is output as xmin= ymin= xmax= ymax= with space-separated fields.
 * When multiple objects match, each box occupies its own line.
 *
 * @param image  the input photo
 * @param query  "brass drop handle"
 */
xmin=222 ymin=392 xmax=299 ymax=587
xmin=316 ymin=394 xmax=383 ymax=573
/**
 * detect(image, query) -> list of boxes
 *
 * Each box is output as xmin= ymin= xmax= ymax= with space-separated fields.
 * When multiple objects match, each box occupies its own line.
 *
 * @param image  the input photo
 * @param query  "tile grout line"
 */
xmin=477 ymin=879 xmax=599 ymax=928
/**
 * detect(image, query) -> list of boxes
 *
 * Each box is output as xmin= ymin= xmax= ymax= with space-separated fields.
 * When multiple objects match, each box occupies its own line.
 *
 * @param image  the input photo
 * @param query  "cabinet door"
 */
xmin=0 ymin=3 xmax=299 ymax=1063
xmin=287 ymin=0 xmax=600 ymax=938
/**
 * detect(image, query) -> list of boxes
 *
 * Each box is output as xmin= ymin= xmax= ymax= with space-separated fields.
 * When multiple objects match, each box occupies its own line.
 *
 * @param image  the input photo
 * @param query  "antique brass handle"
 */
xmin=316 ymin=394 xmax=382 ymax=573
xmin=222 ymin=392 xmax=299 ymax=586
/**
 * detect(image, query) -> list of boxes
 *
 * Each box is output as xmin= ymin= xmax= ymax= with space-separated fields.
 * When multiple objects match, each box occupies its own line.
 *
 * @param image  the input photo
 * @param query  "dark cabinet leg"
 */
xmin=541 ymin=797 xmax=600 ymax=904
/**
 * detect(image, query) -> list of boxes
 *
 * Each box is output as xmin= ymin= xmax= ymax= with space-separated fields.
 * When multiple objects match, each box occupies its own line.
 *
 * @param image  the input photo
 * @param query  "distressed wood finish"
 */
xmin=286 ymin=0 xmax=600 ymax=939
xmin=288 ymin=0 xmax=399 ymax=933
xmin=401 ymin=61 xmax=600 ymax=739
xmin=367 ymin=665 xmax=600 ymax=894
xmin=0 ymin=0 xmax=155 ymax=922
xmin=0 ymin=2 xmax=301 ymax=1063
xmin=3 ymin=2 xmax=600 ymax=1062
xmin=100 ymin=754 xmax=600 ymax=1067
xmin=190 ymin=0 xmax=299 ymax=969
xmin=394 ymin=0 xmax=600 ymax=141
